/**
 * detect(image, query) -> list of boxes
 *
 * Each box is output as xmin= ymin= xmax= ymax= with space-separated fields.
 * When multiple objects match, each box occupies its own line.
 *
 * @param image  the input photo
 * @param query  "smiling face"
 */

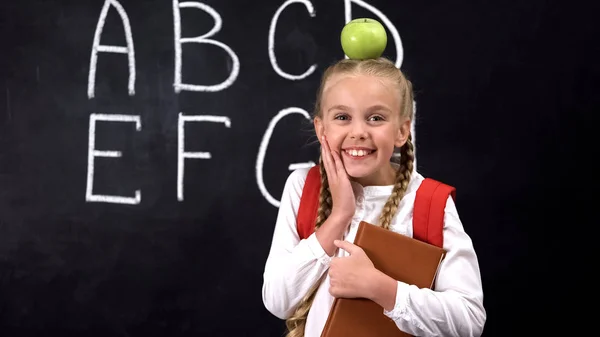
xmin=314 ymin=73 xmax=411 ymax=186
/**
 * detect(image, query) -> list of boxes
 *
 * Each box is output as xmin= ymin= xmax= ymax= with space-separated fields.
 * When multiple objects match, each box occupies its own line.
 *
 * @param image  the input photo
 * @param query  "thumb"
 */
xmin=334 ymin=239 xmax=360 ymax=255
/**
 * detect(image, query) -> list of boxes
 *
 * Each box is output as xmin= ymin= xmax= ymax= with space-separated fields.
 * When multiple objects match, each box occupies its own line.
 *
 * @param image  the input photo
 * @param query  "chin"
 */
xmin=344 ymin=166 xmax=375 ymax=179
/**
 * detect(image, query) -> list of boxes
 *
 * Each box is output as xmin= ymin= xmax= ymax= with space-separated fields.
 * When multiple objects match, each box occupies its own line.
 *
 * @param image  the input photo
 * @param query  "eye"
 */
xmin=368 ymin=115 xmax=385 ymax=122
xmin=334 ymin=113 xmax=350 ymax=121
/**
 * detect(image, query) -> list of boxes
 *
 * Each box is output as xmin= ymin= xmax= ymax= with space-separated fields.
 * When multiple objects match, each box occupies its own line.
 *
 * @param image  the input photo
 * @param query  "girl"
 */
xmin=262 ymin=57 xmax=486 ymax=337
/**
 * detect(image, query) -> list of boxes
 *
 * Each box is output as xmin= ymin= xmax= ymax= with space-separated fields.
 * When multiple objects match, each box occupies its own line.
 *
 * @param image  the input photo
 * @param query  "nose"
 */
xmin=349 ymin=120 xmax=368 ymax=140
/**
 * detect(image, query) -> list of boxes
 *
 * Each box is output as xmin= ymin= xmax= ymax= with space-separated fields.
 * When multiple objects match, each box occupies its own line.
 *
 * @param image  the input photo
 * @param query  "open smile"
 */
xmin=342 ymin=148 xmax=376 ymax=158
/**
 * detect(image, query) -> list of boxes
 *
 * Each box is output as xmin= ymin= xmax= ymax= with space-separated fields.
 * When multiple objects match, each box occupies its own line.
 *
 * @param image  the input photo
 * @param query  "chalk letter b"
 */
xmin=172 ymin=1 xmax=240 ymax=93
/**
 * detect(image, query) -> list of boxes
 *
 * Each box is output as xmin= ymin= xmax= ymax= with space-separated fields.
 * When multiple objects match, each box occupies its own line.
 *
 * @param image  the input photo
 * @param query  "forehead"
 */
xmin=322 ymin=74 xmax=400 ymax=111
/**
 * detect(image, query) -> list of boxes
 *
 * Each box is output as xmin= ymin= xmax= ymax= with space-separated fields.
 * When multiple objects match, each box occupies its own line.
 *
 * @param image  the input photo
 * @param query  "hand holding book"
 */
xmin=330 ymin=239 xmax=399 ymax=311
xmin=328 ymin=239 xmax=375 ymax=299
xmin=320 ymin=221 xmax=446 ymax=337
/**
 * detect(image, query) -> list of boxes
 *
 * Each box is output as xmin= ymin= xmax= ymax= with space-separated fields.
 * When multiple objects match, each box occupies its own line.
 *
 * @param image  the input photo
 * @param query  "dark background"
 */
xmin=0 ymin=0 xmax=595 ymax=336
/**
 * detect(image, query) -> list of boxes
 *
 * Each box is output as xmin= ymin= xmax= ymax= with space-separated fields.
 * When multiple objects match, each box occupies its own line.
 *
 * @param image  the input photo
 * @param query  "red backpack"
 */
xmin=296 ymin=166 xmax=456 ymax=248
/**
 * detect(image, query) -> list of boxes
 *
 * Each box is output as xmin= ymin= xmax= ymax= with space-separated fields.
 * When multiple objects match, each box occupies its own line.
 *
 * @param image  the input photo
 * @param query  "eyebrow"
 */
xmin=327 ymin=105 xmax=351 ymax=113
xmin=367 ymin=105 xmax=393 ymax=114
xmin=327 ymin=104 xmax=392 ymax=114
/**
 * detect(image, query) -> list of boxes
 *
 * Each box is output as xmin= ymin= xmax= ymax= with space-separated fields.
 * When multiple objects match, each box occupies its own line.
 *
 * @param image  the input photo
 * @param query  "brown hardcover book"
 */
xmin=320 ymin=221 xmax=446 ymax=337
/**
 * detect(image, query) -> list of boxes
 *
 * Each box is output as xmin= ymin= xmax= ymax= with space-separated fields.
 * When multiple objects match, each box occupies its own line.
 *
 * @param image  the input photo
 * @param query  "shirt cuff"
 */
xmin=305 ymin=232 xmax=332 ymax=267
xmin=383 ymin=281 xmax=411 ymax=320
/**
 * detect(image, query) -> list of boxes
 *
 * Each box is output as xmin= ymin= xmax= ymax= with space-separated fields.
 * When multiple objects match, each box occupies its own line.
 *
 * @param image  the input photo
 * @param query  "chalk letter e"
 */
xmin=88 ymin=0 xmax=136 ymax=99
xmin=85 ymin=113 xmax=142 ymax=205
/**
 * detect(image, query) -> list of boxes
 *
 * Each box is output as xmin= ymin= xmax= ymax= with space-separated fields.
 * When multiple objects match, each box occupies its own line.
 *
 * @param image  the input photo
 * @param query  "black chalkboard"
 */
xmin=0 ymin=0 xmax=595 ymax=336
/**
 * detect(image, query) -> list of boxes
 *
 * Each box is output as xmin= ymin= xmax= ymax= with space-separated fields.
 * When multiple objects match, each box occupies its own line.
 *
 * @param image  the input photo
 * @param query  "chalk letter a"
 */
xmin=88 ymin=0 xmax=136 ymax=99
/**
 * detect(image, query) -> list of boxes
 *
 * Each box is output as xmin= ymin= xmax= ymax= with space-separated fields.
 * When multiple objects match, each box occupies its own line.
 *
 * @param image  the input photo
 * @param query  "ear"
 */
xmin=394 ymin=119 xmax=411 ymax=147
xmin=314 ymin=117 xmax=324 ymax=143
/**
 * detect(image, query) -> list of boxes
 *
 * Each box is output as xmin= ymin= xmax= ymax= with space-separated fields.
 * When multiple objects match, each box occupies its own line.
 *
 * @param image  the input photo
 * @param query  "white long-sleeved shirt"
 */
xmin=262 ymin=166 xmax=486 ymax=337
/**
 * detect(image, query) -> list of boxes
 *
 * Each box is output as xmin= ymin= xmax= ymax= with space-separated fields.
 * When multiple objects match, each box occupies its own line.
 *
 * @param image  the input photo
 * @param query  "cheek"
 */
xmin=375 ymin=131 xmax=399 ymax=152
xmin=324 ymin=131 xmax=344 ymax=150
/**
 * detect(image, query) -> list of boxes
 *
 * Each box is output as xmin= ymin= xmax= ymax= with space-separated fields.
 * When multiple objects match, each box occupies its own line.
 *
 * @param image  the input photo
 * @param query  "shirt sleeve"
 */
xmin=262 ymin=168 xmax=332 ymax=320
xmin=383 ymin=196 xmax=487 ymax=337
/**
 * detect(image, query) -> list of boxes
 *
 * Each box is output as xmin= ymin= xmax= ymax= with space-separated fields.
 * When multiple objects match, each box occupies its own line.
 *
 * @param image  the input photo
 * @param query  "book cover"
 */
xmin=320 ymin=221 xmax=446 ymax=337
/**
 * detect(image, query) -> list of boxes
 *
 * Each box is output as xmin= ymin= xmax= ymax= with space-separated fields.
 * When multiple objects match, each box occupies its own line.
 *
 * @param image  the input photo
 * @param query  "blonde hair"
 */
xmin=285 ymin=57 xmax=416 ymax=337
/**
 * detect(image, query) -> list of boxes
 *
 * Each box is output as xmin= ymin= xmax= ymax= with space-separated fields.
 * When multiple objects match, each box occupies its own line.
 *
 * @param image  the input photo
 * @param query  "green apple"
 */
xmin=340 ymin=18 xmax=388 ymax=60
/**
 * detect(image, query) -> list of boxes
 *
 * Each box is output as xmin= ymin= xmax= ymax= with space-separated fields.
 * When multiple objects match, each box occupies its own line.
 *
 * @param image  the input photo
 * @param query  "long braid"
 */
xmin=284 ymin=155 xmax=332 ymax=337
xmin=315 ymin=155 xmax=332 ymax=229
xmin=378 ymin=136 xmax=415 ymax=229
xmin=283 ymin=273 xmax=326 ymax=337
xmin=378 ymin=64 xmax=415 ymax=229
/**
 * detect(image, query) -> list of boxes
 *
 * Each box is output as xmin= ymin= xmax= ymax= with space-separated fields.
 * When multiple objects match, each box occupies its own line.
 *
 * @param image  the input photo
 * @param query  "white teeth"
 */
xmin=346 ymin=149 xmax=371 ymax=157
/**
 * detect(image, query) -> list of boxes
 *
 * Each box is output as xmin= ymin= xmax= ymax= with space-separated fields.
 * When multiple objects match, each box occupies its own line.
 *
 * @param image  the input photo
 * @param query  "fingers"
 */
xmin=322 ymin=135 xmax=348 ymax=178
xmin=321 ymin=135 xmax=336 ymax=179
xmin=330 ymin=148 xmax=346 ymax=175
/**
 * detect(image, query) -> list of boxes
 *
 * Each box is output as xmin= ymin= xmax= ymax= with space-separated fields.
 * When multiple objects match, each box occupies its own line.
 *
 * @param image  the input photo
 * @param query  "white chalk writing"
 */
xmin=268 ymin=0 xmax=317 ymax=80
xmin=86 ymin=113 xmax=142 ymax=204
xmin=256 ymin=107 xmax=315 ymax=207
xmin=177 ymin=113 xmax=232 ymax=201
xmin=172 ymin=1 xmax=240 ymax=93
xmin=88 ymin=0 xmax=136 ymax=98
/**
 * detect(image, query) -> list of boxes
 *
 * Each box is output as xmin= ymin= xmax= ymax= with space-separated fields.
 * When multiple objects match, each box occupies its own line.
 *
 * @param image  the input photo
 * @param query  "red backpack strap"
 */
xmin=413 ymin=178 xmax=456 ymax=248
xmin=296 ymin=166 xmax=321 ymax=240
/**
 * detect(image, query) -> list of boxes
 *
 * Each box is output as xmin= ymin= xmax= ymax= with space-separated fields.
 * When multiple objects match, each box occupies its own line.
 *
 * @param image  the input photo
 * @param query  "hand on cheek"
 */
xmin=321 ymin=135 xmax=356 ymax=223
